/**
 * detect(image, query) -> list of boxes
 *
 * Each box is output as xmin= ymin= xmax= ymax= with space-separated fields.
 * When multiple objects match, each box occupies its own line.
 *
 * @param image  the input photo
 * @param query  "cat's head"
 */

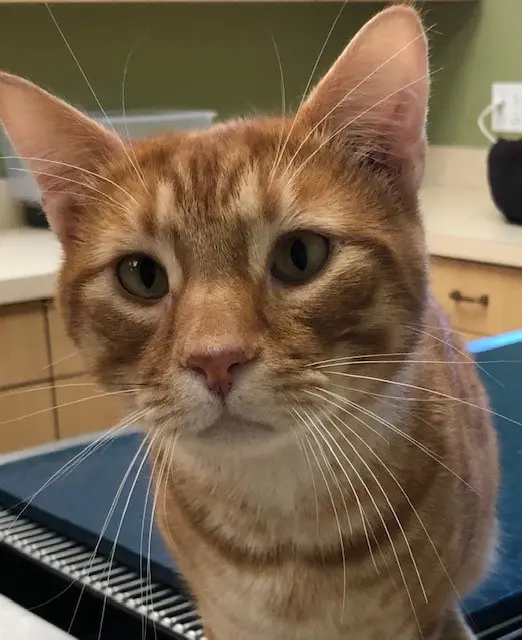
xmin=0 ymin=7 xmax=429 ymax=454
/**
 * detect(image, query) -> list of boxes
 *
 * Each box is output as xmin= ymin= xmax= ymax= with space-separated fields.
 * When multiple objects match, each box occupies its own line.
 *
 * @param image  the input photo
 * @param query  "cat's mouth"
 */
xmin=198 ymin=414 xmax=275 ymax=442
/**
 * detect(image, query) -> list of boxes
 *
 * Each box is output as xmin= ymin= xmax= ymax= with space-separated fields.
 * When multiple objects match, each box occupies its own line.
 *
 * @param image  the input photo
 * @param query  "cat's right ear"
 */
xmin=301 ymin=6 xmax=429 ymax=190
xmin=0 ymin=72 xmax=120 ymax=240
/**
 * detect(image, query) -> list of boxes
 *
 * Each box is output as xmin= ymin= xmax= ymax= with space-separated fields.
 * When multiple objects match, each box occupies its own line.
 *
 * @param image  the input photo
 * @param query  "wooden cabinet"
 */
xmin=0 ymin=301 xmax=126 ymax=453
xmin=46 ymin=303 xmax=86 ymax=378
xmin=55 ymin=374 xmax=122 ymax=439
xmin=0 ymin=384 xmax=56 ymax=454
xmin=431 ymin=257 xmax=522 ymax=339
xmin=0 ymin=302 xmax=49 ymax=388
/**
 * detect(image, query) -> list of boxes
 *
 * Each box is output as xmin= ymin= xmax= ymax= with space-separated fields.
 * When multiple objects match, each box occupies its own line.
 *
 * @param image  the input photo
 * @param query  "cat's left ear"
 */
xmin=0 ymin=71 xmax=121 ymax=240
xmin=302 ymin=5 xmax=429 ymax=190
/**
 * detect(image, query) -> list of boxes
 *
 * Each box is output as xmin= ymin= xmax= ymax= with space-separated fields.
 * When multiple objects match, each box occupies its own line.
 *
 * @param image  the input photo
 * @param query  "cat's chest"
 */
xmin=199 ymin=565 xmax=417 ymax=640
xmin=157 ymin=495 xmax=416 ymax=640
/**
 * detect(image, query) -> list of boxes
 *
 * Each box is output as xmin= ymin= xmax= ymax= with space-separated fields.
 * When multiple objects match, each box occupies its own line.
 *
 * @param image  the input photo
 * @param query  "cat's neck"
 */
xmin=167 ymin=376 xmax=411 ymax=518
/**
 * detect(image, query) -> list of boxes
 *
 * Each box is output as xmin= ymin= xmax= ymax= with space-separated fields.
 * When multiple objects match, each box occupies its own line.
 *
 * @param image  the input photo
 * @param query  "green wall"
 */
xmin=429 ymin=0 xmax=522 ymax=146
xmin=0 ymin=1 xmax=520 ymax=149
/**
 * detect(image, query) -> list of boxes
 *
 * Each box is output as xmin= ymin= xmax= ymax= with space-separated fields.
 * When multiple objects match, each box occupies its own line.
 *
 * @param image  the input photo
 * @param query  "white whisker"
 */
xmin=287 ymin=71 xmax=432 ymax=186
xmin=38 ymin=350 xmax=79 ymax=372
xmin=146 ymin=430 xmax=172 ymax=637
xmin=298 ymin=406 xmax=379 ymax=575
xmin=305 ymin=390 xmax=425 ymax=632
xmin=0 ymin=381 xmax=123 ymax=401
xmin=308 ymin=352 xmax=422 ymax=368
xmin=322 ymin=371 xmax=522 ymax=427
xmin=291 ymin=405 xmax=347 ymax=621
xmin=287 ymin=420 xmax=320 ymax=540
xmin=121 ymin=43 xmax=148 ymax=190
xmin=328 ymin=380 xmax=489 ymax=405
xmin=407 ymin=321 xmax=483 ymax=341
xmin=269 ymin=34 xmax=287 ymax=183
xmin=406 ymin=323 xmax=503 ymax=389
xmin=269 ymin=1 xmax=347 ymax=184
xmin=314 ymin=359 xmax=521 ymax=369
xmin=304 ymin=390 xmax=428 ymax=604
xmin=139 ymin=434 xmax=164 ymax=638
xmin=96 ymin=429 xmax=161 ymax=640
xmin=66 ymin=426 xmax=153 ymax=633
xmin=0 ymin=389 xmax=137 ymax=427
xmin=9 ymin=167 xmax=136 ymax=215
xmin=32 ymin=189 xmax=128 ymax=212
xmin=160 ymin=430 xmax=182 ymax=559
xmin=317 ymin=386 xmax=477 ymax=493
xmin=3 ymin=408 xmax=146 ymax=537
xmin=314 ymin=391 xmax=467 ymax=613
xmin=2 ymin=155 xmax=140 ymax=206
xmin=45 ymin=4 xmax=147 ymax=191
xmin=282 ymin=28 xmax=433 ymax=183
xmin=310 ymin=407 xmax=353 ymax=538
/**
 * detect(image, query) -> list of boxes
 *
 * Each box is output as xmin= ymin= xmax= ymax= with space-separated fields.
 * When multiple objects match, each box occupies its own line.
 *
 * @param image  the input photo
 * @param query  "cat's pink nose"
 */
xmin=186 ymin=348 xmax=253 ymax=397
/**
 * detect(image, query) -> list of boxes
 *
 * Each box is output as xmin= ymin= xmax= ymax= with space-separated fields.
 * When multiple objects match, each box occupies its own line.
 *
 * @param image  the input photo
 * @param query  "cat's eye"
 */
xmin=271 ymin=231 xmax=330 ymax=284
xmin=117 ymin=254 xmax=169 ymax=301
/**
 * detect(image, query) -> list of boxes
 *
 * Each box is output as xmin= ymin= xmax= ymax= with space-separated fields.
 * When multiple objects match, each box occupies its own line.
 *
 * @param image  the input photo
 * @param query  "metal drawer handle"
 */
xmin=449 ymin=289 xmax=489 ymax=307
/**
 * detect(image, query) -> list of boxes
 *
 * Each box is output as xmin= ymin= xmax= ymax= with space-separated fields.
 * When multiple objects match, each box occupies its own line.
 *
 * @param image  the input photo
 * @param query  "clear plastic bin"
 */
xmin=1 ymin=109 xmax=217 ymax=205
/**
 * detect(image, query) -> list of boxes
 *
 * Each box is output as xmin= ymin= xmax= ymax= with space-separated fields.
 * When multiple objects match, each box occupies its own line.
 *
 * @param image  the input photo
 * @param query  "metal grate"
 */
xmin=0 ymin=507 xmax=205 ymax=640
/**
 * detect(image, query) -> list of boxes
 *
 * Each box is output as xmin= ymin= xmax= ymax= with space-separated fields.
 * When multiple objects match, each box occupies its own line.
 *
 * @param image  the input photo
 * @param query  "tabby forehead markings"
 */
xmin=156 ymin=179 xmax=175 ymax=227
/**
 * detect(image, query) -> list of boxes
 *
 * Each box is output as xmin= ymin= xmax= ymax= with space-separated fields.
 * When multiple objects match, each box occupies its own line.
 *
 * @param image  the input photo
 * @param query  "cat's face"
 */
xmin=58 ymin=119 xmax=427 ymax=449
xmin=0 ymin=6 xmax=430 ymax=453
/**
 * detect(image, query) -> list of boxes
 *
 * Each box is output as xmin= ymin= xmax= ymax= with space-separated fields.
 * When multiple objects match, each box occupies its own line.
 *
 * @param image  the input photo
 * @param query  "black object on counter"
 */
xmin=488 ymin=138 xmax=522 ymax=225
xmin=23 ymin=202 xmax=50 ymax=229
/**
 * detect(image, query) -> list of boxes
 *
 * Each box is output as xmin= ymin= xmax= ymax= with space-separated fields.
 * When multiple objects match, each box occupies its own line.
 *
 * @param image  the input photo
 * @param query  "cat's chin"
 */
xmin=196 ymin=415 xmax=277 ymax=444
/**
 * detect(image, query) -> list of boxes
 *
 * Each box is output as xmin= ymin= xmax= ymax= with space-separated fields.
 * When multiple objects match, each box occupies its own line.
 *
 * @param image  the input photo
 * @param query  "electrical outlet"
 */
xmin=492 ymin=83 xmax=522 ymax=134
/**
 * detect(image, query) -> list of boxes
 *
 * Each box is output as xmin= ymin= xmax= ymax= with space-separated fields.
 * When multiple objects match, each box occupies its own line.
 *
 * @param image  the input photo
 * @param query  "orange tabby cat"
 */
xmin=0 ymin=6 xmax=499 ymax=639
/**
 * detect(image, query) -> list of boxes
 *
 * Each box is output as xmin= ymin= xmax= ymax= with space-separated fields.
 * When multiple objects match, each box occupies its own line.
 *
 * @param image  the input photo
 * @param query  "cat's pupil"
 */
xmin=140 ymin=259 xmax=157 ymax=289
xmin=290 ymin=239 xmax=307 ymax=272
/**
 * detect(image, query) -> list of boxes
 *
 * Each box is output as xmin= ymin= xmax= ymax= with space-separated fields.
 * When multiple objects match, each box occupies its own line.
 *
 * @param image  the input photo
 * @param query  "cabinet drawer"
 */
xmin=46 ymin=303 xmax=86 ymax=378
xmin=55 ymin=375 xmax=123 ymax=439
xmin=431 ymin=257 xmax=522 ymax=336
xmin=0 ymin=384 xmax=56 ymax=453
xmin=0 ymin=302 xmax=50 ymax=388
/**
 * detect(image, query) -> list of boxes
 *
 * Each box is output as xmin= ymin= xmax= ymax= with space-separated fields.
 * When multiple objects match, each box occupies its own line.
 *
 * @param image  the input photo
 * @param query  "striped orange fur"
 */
xmin=0 ymin=6 xmax=498 ymax=639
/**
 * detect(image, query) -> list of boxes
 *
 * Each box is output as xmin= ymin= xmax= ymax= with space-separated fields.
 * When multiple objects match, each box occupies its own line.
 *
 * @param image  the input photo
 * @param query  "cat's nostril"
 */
xmin=185 ymin=348 xmax=253 ymax=397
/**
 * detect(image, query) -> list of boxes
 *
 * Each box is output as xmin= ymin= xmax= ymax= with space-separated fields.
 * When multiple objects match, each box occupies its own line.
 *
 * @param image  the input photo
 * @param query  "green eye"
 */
xmin=117 ymin=254 xmax=169 ymax=300
xmin=271 ymin=231 xmax=330 ymax=284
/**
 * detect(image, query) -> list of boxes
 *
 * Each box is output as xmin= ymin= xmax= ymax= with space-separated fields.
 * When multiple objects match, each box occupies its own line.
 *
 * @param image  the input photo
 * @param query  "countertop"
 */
xmin=0 ymin=595 xmax=73 ymax=640
xmin=0 ymin=227 xmax=61 ymax=305
xmin=1 ymin=184 xmax=522 ymax=306
xmin=419 ymin=185 xmax=522 ymax=267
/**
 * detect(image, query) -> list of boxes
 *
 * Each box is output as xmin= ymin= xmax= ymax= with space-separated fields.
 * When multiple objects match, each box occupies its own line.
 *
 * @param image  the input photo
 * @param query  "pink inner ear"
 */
xmin=40 ymin=194 xmax=69 ymax=238
xmin=0 ymin=71 xmax=121 ymax=240
xmin=301 ymin=6 xmax=429 ymax=187
xmin=390 ymin=87 xmax=429 ymax=188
